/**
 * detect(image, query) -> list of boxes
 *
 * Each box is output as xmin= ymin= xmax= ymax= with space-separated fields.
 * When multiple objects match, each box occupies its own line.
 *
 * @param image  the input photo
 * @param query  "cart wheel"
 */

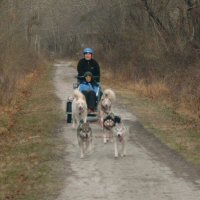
xmin=66 ymin=101 xmax=72 ymax=123
xmin=66 ymin=101 xmax=72 ymax=112
xmin=67 ymin=114 xmax=72 ymax=123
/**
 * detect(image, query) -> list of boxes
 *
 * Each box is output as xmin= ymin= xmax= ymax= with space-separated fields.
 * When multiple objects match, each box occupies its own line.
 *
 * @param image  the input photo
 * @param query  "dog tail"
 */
xmin=74 ymin=89 xmax=85 ymax=100
xmin=103 ymin=89 xmax=116 ymax=102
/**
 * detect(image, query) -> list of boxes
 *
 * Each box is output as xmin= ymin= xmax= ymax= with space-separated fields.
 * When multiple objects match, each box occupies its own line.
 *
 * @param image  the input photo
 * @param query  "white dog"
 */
xmin=72 ymin=89 xmax=87 ymax=128
xmin=99 ymin=89 xmax=116 ymax=143
xmin=99 ymin=89 xmax=116 ymax=120
xmin=112 ymin=118 xmax=127 ymax=158
xmin=77 ymin=120 xmax=92 ymax=158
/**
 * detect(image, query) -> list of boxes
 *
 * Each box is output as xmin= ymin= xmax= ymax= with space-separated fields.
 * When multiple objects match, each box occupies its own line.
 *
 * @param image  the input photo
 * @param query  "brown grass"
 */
xmin=130 ymin=80 xmax=169 ymax=99
xmin=102 ymin=68 xmax=200 ymax=166
xmin=0 ymin=63 xmax=66 ymax=200
xmin=102 ymin=70 xmax=169 ymax=99
xmin=0 ymin=66 xmax=42 ymax=134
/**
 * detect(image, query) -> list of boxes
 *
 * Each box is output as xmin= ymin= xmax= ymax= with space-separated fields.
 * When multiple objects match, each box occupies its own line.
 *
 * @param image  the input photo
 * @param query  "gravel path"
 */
xmin=54 ymin=61 xmax=200 ymax=200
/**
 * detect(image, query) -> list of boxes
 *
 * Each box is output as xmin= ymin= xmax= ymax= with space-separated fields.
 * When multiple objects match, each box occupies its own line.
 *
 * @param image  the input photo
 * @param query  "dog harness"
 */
xmin=103 ymin=114 xmax=122 ymax=130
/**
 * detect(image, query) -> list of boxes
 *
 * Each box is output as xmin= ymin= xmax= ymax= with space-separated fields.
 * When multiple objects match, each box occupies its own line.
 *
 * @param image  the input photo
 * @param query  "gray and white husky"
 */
xmin=112 ymin=119 xmax=127 ymax=158
xmin=77 ymin=120 xmax=92 ymax=158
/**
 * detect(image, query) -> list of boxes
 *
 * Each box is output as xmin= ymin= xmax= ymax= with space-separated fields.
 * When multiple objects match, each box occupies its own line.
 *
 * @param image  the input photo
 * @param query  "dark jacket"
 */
xmin=77 ymin=58 xmax=100 ymax=82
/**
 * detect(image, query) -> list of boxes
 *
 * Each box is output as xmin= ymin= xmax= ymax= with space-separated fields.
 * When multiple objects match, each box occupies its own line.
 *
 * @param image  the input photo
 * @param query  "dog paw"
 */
xmin=80 ymin=155 xmax=84 ymax=159
xmin=72 ymin=124 xmax=75 ymax=129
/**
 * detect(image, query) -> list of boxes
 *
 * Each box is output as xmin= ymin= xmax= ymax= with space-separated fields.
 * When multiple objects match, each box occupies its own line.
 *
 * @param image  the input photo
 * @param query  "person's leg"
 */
xmin=81 ymin=91 xmax=90 ymax=107
xmin=87 ymin=91 xmax=97 ymax=110
xmin=81 ymin=91 xmax=97 ymax=111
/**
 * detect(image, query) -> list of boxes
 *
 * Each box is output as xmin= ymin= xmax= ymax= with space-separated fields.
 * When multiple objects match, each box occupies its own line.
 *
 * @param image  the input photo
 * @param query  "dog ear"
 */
xmin=103 ymin=93 xmax=108 ymax=98
xmin=110 ymin=112 xmax=115 ymax=119
xmin=74 ymin=95 xmax=78 ymax=100
xmin=114 ymin=116 xmax=121 ymax=124
xmin=100 ymin=95 xmax=105 ymax=101
xmin=104 ymin=115 xmax=112 ymax=121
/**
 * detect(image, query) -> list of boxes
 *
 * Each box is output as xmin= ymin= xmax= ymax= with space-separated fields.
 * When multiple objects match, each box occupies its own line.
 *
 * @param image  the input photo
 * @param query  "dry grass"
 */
xmin=0 ymin=66 xmax=40 ymax=134
xmin=0 ymin=64 xmax=67 ymax=200
xmin=0 ymin=47 xmax=40 ymax=106
xmin=102 ymin=69 xmax=200 ymax=166
xmin=130 ymin=80 xmax=169 ymax=99
xmin=102 ymin=70 xmax=169 ymax=100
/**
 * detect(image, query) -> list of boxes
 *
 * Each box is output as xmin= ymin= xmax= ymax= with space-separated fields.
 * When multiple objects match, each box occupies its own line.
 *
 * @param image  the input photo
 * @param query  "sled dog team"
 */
xmin=71 ymin=88 xmax=127 ymax=159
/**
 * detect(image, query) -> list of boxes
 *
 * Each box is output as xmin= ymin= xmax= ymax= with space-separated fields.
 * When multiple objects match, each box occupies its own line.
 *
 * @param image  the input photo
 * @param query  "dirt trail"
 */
xmin=53 ymin=61 xmax=200 ymax=200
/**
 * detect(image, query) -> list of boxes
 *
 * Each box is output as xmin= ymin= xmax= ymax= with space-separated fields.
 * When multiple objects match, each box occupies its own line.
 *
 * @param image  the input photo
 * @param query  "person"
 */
xmin=77 ymin=48 xmax=100 ymax=82
xmin=78 ymin=71 xmax=100 ymax=112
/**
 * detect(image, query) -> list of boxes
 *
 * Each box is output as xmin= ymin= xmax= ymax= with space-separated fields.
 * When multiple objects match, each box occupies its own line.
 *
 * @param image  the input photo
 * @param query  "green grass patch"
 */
xmin=0 ymin=65 xmax=67 ymax=200
xmin=0 ymin=114 xmax=9 ymax=128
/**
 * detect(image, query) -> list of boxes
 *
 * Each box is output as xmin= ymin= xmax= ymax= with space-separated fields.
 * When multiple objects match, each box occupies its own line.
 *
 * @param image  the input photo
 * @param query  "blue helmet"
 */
xmin=83 ymin=48 xmax=94 ymax=55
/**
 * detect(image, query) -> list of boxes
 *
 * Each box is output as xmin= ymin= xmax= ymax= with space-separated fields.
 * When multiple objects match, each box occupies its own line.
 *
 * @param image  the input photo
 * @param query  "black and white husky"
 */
xmin=102 ymin=113 xmax=116 ymax=143
xmin=77 ymin=120 xmax=92 ymax=158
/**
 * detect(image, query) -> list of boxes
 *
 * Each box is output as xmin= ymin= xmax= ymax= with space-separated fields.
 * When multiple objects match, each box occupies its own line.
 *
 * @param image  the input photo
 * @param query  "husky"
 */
xmin=99 ymin=89 xmax=116 ymax=143
xmin=102 ymin=113 xmax=116 ymax=143
xmin=112 ymin=118 xmax=127 ymax=158
xmin=77 ymin=120 xmax=92 ymax=158
xmin=72 ymin=89 xmax=87 ymax=128
xmin=99 ymin=88 xmax=116 ymax=122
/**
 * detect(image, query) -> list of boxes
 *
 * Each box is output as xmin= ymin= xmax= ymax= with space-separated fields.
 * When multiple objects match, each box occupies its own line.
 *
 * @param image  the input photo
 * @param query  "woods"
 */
xmin=0 ymin=0 xmax=200 ymax=119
